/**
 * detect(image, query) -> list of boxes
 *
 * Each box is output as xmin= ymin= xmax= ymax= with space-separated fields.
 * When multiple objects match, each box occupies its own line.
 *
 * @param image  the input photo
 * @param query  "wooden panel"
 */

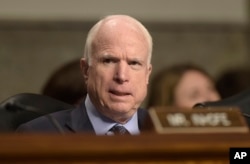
xmin=0 ymin=132 xmax=250 ymax=163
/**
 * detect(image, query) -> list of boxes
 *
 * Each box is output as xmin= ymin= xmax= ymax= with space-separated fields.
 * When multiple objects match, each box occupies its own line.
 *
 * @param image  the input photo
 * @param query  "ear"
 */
xmin=146 ymin=64 xmax=152 ymax=85
xmin=80 ymin=58 xmax=89 ymax=81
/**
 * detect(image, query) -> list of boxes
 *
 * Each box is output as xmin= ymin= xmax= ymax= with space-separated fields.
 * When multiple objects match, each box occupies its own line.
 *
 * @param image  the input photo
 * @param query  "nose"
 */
xmin=113 ymin=61 xmax=129 ymax=83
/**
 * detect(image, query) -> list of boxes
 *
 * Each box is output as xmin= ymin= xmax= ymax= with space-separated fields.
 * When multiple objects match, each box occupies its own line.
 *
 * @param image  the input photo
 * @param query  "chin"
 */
xmin=109 ymin=103 xmax=133 ymax=113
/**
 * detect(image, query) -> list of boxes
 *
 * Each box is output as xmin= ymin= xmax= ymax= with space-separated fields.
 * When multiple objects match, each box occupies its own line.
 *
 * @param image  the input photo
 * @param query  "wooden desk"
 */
xmin=0 ymin=132 xmax=250 ymax=163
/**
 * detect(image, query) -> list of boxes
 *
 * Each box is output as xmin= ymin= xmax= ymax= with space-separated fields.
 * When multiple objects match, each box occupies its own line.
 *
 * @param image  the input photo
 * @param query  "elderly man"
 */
xmin=17 ymin=15 xmax=153 ymax=135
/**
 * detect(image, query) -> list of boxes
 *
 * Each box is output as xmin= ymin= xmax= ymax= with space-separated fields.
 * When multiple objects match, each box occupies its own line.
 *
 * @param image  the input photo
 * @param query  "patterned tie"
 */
xmin=110 ymin=124 xmax=130 ymax=135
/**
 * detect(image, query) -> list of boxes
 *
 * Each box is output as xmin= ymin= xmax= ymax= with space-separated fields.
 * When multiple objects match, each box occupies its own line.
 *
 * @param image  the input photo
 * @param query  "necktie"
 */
xmin=109 ymin=124 xmax=130 ymax=135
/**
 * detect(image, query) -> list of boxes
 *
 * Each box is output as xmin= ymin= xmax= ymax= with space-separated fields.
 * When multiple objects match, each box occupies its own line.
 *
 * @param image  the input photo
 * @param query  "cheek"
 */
xmin=174 ymin=92 xmax=191 ymax=107
xmin=133 ymin=74 xmax=149 ymax=95
xmin=87 ymin=69 xmax=102 ymax=87
xmin=173 ymin=93 xmax=182 ymax=105
xmin=90 ymin=70 xmax=113 ymax=90
xmin=210 ymin=91 xmax=220 ymax=100
xmin=175 ymin=98 xmax=195 ymax=108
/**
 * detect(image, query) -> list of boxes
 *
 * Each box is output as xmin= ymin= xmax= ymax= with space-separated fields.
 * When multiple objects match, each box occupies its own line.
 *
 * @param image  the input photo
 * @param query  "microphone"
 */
xmin=193 ymin=89 xmax=250 ymax=110
xmin=6 ymin=101 xmax=65 ymax=134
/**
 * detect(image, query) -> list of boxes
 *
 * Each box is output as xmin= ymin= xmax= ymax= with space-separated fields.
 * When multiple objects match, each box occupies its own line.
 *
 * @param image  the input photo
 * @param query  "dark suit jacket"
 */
xmin=16 ymin=102 xmax=152 ymax=134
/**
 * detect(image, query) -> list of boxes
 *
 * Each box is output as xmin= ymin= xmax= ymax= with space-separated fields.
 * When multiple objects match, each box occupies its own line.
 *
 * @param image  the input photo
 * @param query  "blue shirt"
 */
xmin=85 ymin=95 xmax=140 ymax=135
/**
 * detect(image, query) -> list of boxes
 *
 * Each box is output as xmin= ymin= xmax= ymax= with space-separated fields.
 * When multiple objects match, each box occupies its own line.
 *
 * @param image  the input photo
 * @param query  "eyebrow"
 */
xmin=100 ymin=53 xmax=145 ymax=64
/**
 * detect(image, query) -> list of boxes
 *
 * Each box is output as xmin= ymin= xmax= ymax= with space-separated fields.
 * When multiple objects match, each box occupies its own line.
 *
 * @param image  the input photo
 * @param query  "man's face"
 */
xmin=81 ymin=25 xmax=152 ymax=122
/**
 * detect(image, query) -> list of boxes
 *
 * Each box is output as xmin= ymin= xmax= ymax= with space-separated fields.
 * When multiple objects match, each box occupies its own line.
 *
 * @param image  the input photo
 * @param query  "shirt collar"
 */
xmin=85 ymin=95 xmax=140 ymax=135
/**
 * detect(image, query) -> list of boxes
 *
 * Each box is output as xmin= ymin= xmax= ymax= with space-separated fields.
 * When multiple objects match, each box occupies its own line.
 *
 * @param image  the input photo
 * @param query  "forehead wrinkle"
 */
xmin=91 ymin=18 xmax=150 ymax=65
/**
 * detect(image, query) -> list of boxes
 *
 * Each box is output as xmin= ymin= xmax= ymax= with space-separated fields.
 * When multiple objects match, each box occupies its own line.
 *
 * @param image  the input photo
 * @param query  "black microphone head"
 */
xmin=193 ymin=103 xmax=206 ymax=109
xmin=193 ymin=89 xmax=250 ymax=113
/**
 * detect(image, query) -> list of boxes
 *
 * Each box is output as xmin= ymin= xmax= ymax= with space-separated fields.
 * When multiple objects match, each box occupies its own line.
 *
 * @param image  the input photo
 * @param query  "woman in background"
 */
xmin=147 ymin=63 xmax=220 ymax=109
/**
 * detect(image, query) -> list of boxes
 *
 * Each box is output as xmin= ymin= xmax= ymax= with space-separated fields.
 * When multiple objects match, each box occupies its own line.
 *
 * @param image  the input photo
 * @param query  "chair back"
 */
xmin=0 ymin=93 xmax=74 ymax=132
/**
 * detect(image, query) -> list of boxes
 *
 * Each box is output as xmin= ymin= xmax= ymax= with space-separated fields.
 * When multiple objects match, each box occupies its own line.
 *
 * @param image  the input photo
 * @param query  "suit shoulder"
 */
xmin=16 ymin=109 xmax=73 ymax=133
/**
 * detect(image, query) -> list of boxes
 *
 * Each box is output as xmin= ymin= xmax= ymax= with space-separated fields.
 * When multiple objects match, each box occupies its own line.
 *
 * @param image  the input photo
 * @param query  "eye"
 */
xmin=103 ymin=58 xmax=113 ymax=63
xmin=128 ymin=60 xmax=143 ymax=70
xmin=129 ymin=60 xmax=141 ymax=66
xmin=102 ymin=57 xmax=117 ymax=64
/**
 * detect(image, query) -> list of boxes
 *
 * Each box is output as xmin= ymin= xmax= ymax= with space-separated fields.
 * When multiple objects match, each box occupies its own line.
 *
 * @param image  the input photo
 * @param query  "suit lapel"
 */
xmin=64 ymin=102 xmax=153 ymax=133
xmin=138 ymin=108 xmax=154 ymax=131
xmin=65 ymin=102 xmax=95 ymax=133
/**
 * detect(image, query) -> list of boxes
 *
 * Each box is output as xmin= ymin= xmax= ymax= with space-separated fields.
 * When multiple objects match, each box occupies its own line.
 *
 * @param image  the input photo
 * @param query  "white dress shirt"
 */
xmin=85 ymin=95 xmax=140 ymax=135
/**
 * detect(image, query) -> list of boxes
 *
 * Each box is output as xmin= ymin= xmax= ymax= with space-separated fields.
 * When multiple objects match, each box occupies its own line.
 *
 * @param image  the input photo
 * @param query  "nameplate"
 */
xmin=148 ymin=107 xmax=249 ymax=134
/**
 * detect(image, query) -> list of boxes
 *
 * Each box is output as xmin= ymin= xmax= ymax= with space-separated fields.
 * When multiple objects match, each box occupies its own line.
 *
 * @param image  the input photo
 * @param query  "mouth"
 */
xmin=109 ymin=90 xmax=131 ymax=96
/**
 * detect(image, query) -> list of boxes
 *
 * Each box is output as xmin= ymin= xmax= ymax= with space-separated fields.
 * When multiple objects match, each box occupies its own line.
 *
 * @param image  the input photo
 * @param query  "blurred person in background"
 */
xmin=147 ymin=63 xmax=220 ymax=109
xmin=42 ymin=59 xmax=87 ymax=106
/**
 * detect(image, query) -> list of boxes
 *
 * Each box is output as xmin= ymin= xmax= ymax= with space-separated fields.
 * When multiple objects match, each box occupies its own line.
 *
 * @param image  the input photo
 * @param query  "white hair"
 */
xmin=83 ymin=15 xmax=153 ymax=66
